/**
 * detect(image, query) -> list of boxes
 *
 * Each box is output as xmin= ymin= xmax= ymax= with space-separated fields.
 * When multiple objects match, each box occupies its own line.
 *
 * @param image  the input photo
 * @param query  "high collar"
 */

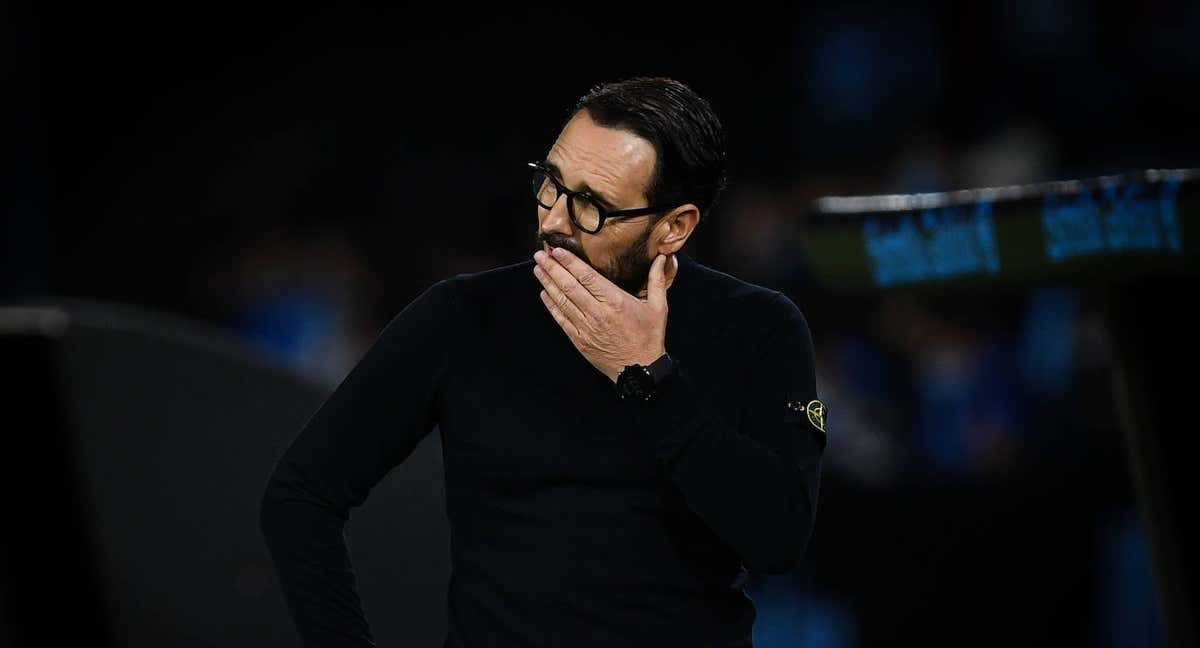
xmin=669 ymin=249 xmax=707 ymax=299
xmin=672 ymin=249 xmax=696 ymax=292
xmin=656 ymin=249 xmax=722 ymax=352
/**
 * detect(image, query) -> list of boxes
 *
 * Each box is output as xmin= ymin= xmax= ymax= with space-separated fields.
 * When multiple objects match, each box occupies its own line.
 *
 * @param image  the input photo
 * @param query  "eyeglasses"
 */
xmin=528 ymin=161 xmax=676 ymax=234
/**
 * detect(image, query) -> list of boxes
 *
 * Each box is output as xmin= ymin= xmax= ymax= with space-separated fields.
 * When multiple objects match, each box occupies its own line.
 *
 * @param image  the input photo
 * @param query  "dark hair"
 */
xmin=570 ymin=76 xmax=727 ymax=222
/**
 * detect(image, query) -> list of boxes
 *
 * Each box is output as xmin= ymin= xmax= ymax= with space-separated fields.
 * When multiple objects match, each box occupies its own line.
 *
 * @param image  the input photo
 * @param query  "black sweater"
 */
xmin=259 ymin=250 xmax=826 ymax=647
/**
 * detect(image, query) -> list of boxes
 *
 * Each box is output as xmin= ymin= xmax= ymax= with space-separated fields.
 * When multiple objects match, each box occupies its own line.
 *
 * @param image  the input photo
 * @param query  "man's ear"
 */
xmin=655 ymin=204 xmax=700 ymax=256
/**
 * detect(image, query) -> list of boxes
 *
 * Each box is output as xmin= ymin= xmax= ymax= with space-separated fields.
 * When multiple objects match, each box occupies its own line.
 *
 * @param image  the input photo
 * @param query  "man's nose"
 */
xmin=539 ymin=195 xmax=575 ymax=237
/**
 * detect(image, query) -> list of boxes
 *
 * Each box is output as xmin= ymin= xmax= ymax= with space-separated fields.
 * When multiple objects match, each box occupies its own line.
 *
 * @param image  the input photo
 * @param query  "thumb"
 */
xmin=647 ymin=253 xmax=669 ymax=310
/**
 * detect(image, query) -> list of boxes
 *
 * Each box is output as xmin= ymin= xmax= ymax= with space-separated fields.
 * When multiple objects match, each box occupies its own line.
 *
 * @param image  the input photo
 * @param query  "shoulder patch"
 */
xmin=787 ymin=399 xmax=827 ymax=433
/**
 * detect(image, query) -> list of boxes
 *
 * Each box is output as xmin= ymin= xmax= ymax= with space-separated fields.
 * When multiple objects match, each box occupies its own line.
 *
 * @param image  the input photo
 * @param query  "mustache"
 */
xmin=538 ymin=233 xmax=588 ymax=263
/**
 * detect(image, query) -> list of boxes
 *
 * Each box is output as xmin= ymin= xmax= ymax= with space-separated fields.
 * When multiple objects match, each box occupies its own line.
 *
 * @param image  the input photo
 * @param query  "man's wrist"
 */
xmin=614 ymin=352 xmax=675 ymax=402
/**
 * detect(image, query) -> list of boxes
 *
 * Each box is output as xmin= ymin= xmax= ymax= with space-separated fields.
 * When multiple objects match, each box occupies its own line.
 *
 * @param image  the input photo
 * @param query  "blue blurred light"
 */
xmin=863 ymin=200 xmax=1000 ymax=286
xmin=1042 ymin=179 xmax=1181 ymax=261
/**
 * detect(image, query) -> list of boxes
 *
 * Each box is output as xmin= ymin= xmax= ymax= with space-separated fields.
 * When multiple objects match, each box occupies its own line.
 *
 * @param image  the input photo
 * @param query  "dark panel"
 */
xmin=0 ymin=301 xmax=451 ymax=647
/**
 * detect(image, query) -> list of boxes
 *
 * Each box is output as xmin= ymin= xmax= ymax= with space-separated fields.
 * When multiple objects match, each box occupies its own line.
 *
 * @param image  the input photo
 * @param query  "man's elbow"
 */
xmin=259 ymin=472 xmax=299 ymax=545
xmin=258 ymin=468 xmax=349 ymax=546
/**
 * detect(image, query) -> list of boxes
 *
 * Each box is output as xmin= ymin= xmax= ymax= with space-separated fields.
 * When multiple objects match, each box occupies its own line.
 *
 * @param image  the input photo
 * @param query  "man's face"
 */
xmin=534 ymin=110 xmax=661 ymax=297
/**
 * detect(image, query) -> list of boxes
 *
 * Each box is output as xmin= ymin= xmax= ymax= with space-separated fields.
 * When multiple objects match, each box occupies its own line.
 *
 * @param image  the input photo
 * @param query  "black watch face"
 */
xmin=620 ymin=366 xmax=655 ymax=401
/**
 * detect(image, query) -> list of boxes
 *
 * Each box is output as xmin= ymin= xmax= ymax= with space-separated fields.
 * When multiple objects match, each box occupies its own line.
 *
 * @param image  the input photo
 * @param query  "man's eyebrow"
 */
xmin=541 ymin=159 xmax=563 ymax=178
xmin=541 ymin=159 xmax=617 ymax=209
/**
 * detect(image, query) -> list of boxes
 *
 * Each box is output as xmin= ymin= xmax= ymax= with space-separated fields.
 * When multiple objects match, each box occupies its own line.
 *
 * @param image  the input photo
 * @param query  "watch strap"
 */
xmin=645 ymin=352 xmax=675 ymax=384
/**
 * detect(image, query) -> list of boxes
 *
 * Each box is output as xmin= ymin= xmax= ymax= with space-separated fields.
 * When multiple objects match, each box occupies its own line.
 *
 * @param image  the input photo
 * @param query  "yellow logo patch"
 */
xmin=805 ymin=399 xmax=826 ymax=433
xmin=786 ymin=398 xmax=828 ymax=433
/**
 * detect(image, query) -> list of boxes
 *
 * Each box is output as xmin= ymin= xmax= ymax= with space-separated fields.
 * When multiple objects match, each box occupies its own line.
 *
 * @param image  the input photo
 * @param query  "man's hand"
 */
xmin=532 ymin=247 xmax=677 ymax=383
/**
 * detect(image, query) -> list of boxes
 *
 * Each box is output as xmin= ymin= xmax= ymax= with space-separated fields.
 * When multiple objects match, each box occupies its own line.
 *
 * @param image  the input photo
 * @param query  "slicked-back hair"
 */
xmin=569 ymin=77 xmax=728 ymax=224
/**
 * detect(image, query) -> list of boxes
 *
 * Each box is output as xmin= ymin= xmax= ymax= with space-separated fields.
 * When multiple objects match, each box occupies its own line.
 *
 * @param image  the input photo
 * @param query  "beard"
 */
xmin=535 ymin=223 xmax=655 ymax=297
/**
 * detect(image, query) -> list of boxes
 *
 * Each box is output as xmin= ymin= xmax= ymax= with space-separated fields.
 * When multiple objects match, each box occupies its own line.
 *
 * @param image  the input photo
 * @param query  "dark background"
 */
xmin=5 ymin=1 xmax=1197 ymax=646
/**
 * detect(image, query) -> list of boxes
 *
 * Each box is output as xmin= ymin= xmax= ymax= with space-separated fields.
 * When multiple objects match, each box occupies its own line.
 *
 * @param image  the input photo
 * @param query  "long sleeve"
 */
xmin=259 ymin=278 xmax=459 ymax=646
xmin=627 ymin=292 xmax=826 ymax=575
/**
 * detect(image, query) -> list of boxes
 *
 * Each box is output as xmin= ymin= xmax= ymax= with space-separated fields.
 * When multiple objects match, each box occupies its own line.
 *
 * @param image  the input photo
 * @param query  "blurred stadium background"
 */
xmin=3 ymin=1 xmax=1197 ymax=646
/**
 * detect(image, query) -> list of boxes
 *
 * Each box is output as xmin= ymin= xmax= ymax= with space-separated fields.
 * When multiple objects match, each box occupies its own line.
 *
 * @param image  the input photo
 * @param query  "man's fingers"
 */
xmin=539 ymin=289 xmax=582 ymax=339
xmin=547 ymin=247 xmax=616 ymax=303
xmin=533 ymin=263 xmax=587 ymax=324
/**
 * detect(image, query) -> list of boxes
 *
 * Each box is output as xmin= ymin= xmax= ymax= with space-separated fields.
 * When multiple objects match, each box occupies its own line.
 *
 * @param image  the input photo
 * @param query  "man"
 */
xmin=260 ymin=77 xmax=827 ymax=647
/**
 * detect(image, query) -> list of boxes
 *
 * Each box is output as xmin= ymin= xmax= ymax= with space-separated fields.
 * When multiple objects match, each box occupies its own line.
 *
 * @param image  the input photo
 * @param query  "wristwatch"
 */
xmin=615 ymin=352 xmax=675 ymax=402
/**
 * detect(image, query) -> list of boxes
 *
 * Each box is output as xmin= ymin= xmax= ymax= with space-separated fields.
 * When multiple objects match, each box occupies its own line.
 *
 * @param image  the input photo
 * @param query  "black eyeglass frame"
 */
xmin=527 ymin=161 xmax=678 ymax=234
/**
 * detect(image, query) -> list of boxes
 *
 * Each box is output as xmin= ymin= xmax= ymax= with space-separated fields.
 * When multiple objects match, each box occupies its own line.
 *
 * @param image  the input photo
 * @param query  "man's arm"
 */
xmin=259 ymin=278 xmax=459 ymax=646
xmin=627 ymin=292 xmax=826 ymax=575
